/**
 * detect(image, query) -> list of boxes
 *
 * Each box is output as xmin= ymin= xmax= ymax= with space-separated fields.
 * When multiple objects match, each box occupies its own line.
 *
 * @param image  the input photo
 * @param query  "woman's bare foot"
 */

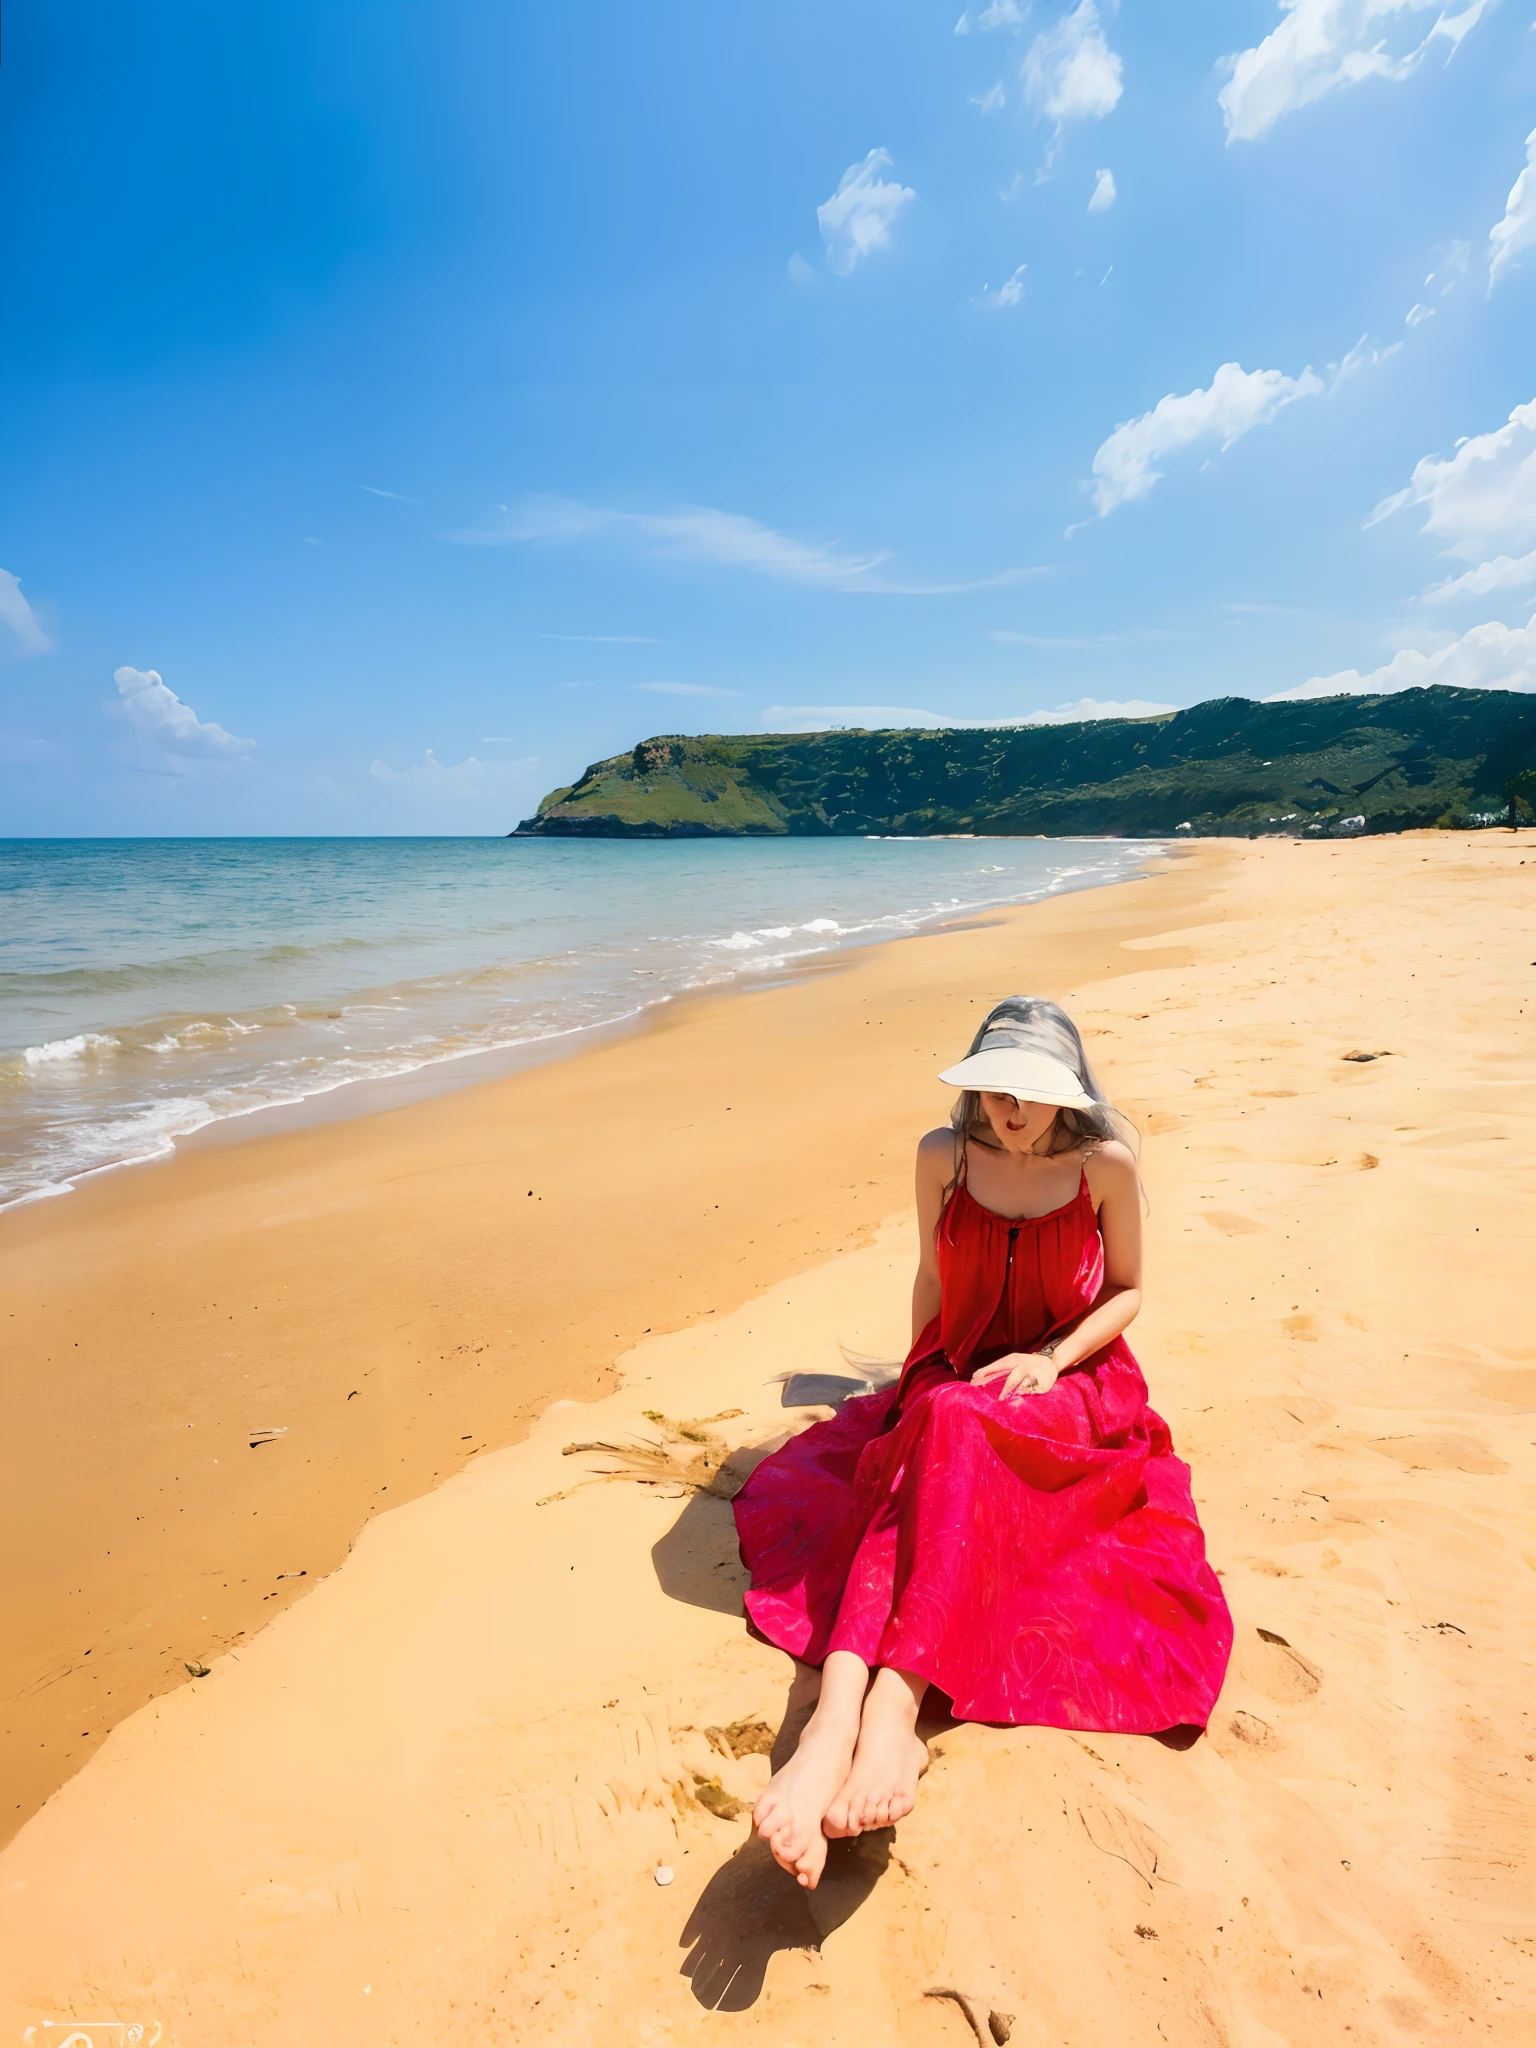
xmin=823 ymin=1666 xmax=929 ymax=1837
xmin=752 ymin=1702 xmax=861 ymax=1890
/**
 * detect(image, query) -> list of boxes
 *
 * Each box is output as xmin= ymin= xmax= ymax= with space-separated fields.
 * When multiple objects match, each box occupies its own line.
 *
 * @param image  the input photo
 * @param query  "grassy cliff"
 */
xmin=513 ymin=687 xmax=1536 ymax=839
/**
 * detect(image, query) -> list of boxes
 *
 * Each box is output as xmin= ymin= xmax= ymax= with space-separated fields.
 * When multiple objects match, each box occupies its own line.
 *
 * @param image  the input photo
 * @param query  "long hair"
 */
xmin=948 ymin=995 xmax=1136 ymax=1167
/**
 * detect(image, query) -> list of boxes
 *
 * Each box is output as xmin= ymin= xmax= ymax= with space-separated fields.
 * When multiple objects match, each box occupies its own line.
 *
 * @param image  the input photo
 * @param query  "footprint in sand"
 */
xmin=1368 ymin=1435 xmax=1507 ymax=1475
xmin=1203 ymin=1212 xmax=1267 ymax=1235
xmin=1235 ymin=1627 xmax=1321 ymax=1704
xmin=1229 ymin=1709 xmax=1277 ymax=1748
xmin=1473 ymin=1363 xmax=1536 ymax=1405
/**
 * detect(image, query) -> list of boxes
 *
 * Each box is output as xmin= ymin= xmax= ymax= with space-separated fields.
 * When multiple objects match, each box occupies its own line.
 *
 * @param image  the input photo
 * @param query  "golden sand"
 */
xmin=2 ymin=834 xmax=1532 ymax=2043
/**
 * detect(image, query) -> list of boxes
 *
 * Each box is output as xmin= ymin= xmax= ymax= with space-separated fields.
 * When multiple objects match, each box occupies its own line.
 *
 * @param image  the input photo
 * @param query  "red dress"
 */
xmin=733 ymin=1169 xmax=1233 ymax=1732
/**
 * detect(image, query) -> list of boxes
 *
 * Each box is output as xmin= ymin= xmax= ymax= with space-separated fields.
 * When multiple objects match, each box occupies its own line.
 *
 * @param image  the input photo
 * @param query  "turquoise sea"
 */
xmin=0 ymin=836 xmax=1162 ymax=1209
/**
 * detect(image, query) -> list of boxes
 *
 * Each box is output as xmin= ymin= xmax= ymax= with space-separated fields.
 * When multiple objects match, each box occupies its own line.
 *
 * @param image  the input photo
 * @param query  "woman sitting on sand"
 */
xmin=733 ymin=995 xmax=1233 ymax=1889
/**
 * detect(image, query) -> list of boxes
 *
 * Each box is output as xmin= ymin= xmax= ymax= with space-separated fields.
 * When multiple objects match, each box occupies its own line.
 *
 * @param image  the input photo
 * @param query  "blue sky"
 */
xmin=3 ymin=0 xmax=1535 ymax=834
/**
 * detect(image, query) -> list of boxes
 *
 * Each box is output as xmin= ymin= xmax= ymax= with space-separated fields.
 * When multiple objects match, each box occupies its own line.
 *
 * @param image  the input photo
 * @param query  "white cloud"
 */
xmin=956 ymin=1 xmax=1027 ymax=30
xmin=816 ymin=150 xmax=916 ymax=276
xmin=1329 ymin=331 xmax=1402 ymax=384
xmin=1265 ymin=615 xmax=1536 ymax=699
xmin=1489 ymin=128 xmax=1536 ymax=289
xmin=977 ymin=263 xmax=1028 ymax=308
xmin=1368 ymin=398 xmax=1536 ymax=559
xmin=360 ymin=485 xmax=418 ymax=502
xmin=1220 ymin=0 xmax=1496 ymax=145
xmin=762 ymin=704 xmax=955 ymax=732
xmin=112 ymin=667 xmax=255 ymax=757
xmin=1424 ymin=238 xmax=1472 ymax=299
xmin=760 ymin=697 xmax=1176 ymax=733
xmin=972 ymin=81 xmax=1007 ymax=113
xmin=1089 ymin=361 xmax=1324 ymax=518
xmin=1434 ymin=3 xmax=1493 ymax=53
xmin=370 ymin=748 xmax=539 ymax=790
xmin=636 ymin=681 xmax=739 ymax=697
xmin=1405 ymin=301 xmax=1435 ymax=326
xmin=787 ymin=252 xmax=816 ymax=287
xmin=1088 ymin=167 xmax=1117 ymax=211
xmin=1423 ymin=549 xmax=1536 ymax=602
xmin=453 ymin=496 xmax=888 ymax=584
xmin=450 ymin=496 xmax=1039 ymax=596
xmin=1016 ymin=696 xmax=1177 ymax=723
xmin=1023 ymin=2 xmax=1123 ymax=125
xmin=0 ymin=568 xmax=51 ymax=655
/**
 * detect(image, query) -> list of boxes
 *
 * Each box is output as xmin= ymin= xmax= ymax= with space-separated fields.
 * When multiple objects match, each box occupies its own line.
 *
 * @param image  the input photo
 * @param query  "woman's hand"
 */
xmin=971 ymin=1349 xmax=1060 ymax=1399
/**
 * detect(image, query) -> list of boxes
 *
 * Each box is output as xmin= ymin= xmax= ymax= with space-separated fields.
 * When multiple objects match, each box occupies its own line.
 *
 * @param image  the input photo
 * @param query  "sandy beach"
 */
xmin=3 ymin=833 xmax=1533 ymax=2044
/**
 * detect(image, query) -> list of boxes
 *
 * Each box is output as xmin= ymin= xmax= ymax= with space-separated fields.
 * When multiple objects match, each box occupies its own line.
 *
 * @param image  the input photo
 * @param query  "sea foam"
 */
xmin=23 ymin=1033 xmax=117 ymax=1067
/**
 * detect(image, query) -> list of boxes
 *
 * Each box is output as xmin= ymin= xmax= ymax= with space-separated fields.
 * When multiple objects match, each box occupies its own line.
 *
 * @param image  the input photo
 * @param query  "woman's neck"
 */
xmin=969 ymin=1128 xmax=1074 ymax=1166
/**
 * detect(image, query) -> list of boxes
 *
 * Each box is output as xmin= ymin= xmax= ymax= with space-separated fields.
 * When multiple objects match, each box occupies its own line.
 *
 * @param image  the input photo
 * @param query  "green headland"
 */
xmin=513 ymin=685 xmax=1536 ymax=840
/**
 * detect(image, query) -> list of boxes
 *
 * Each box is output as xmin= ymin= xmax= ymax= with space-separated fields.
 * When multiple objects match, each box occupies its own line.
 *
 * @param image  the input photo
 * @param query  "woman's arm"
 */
xmin=911 ymin=1128 xmax=955 ymax=1344
xmin=1051 ymin=1140 xmax=1142 ymax=1368
xmin=972 ymin=1142 xmax=1143 ymax=1398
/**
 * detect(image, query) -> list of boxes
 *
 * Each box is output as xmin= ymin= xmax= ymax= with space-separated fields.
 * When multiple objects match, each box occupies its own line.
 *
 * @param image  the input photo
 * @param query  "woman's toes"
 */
xmin=821 ymin=1792 xmax=856 ymax=1839
xmin=756 ymin=1807 xmax=797 ymax=1857
xmin=750 ymin=1707 xmax=862 ymax=1883
xmin=794 ymin=1831 xmax=829 ymax=1889
xmin=764 ymin=1824 xmax=805 ymax=1875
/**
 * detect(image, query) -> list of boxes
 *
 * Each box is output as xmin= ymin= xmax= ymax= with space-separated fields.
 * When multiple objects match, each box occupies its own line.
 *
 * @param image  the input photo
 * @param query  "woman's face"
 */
xmin=979 ymin=1091 xmax=1059 ymax=1155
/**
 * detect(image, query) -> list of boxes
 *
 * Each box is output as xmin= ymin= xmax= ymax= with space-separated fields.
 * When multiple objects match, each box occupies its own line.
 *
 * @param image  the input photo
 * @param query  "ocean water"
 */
xmin=0 ymin=835 xmax=1161 ymax=1209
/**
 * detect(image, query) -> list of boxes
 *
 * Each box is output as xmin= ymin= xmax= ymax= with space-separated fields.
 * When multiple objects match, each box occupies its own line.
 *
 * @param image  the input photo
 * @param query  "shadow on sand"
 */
xmin=651 ymin=1488 xmax=748 ymax=1617
xmin=650 ymin=1370 xmax=881 ymax=1620
xmin=678 ymin=1826 xmax=897 ymax=2010
xmin=660 ymin=1366 xmax=915 ymax=2008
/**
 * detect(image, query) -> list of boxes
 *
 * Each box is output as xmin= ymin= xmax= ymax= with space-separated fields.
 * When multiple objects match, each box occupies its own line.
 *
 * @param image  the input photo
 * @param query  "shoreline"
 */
xmin=1 ymin=836 xmax=1163 ymax=1217
xmin=2 ymin=828 xmax=1531 ymax=2041
xmin=1 ymin=838 xmax=1194 ymax=1844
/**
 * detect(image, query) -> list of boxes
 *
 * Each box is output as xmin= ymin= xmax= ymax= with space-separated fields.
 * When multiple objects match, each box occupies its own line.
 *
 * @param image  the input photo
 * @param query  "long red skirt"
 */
xmin=732 ymin=1177 xmax=1232 ymax=1732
